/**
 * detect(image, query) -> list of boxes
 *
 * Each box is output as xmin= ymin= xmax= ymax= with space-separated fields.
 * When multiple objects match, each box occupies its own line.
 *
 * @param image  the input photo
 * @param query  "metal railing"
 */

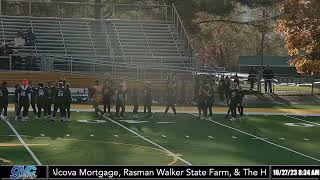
xmin=234 ymin=73 xmax=320 ymax=95
xmin=110 ymin=4 xmax=170 ymax=21
xmin=172 ymin=3 xmax=193 ymax=57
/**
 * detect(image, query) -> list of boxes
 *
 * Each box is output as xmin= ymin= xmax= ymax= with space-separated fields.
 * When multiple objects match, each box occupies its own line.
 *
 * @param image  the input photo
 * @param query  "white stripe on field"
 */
xmin=100 ymin=113 xmax=192 ymax=165
xmin=2 ymin=119 xmax=42 ymax=165
xmin=189 ymin=113 xmax=320 ymax=162
xmin=285 ymin=115 xmax=320 ymax=126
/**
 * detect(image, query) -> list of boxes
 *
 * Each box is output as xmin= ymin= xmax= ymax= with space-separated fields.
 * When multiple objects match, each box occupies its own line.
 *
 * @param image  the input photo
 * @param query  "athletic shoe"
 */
xmin=230 ymin=117 xmax=236 ymax=121
xmin=21 ymin=117 xmax=28 ymax=121
xmin=35 ymin=116 xmax=40 ymax=120
xmin=64 ymin=117 xmax=70 ymax=122
xmin=201 ymin=116 xmax=206 ymax=120
xmin=15 ymin=116 xmax=19 ymax=121
xmin=207 ymin=117 xmax=213 ymax=121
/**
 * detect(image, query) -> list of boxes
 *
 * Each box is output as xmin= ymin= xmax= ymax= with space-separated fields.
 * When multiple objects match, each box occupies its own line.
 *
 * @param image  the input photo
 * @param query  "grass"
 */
xmin=0 ymin=111 xmax=319 ymax=165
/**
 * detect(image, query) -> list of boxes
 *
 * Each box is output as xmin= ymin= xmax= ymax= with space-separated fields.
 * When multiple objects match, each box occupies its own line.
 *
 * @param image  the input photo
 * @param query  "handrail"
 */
xmin=113 ymin=23 xmax=124 ymax=56
xmin=1 ymin=0 xmax=102 ymax=5
xmin=172 ymin=3 xmax=193 ymax=56
xmin=0 ymin=19 xmax=5 ymax=43
xmin=86 ymin=22 xmax=97 ymax=58
xmin=103 ymin=21 xmax=116 ymax=75
xmin=140 ymin=23 xmax=153 ymax=58
xmin=58 ymin=20 xmax=68 ymax=56
xmin=30 ymin=19 xmax=38 ymax=54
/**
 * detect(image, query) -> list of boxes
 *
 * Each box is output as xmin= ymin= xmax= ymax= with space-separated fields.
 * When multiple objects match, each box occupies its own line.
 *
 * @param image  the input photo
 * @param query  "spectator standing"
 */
xmin=263 ymin=65 xmax=274 ymax=93
xmin=225 ymin=76 xmax=231 ymax=101
xmin=218 ymin=76 xmax=225 ymax=103
xmin=25 ymin=28 xmax=36 ymax=46
xmin=14 ymin=29 xmax=26 ymax=47
xmin=248 ymin=67 xmax=257 ymax=90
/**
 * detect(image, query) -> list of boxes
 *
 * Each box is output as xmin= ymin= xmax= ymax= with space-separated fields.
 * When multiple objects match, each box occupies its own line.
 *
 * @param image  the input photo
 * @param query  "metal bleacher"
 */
xmin=0 ymin=2 xmax=225 ymax=80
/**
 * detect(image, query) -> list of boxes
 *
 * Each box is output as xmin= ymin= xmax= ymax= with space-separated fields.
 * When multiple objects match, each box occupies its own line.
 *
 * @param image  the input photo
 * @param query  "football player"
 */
xmin=65 ymin=83 xmax=72 ymax=121
xmin=132 ymin=81 xmax=139 ymax=119
xmin=15 ymin=79 xmax=32 ymax=121
xmin=52 ymin=81 xmax=67 ymax=121
xmin=29 ymin=81 xmax=38 ymax=117
xmin=143 ymin=81 xmax=152 ymax=118
xmin=102 ymin=78 xmax=113 ymax=116
xmin=46 ymin=81 xmax=55 ymax=119
xmin=36 ymin=82 xmax=48 ymax=119
xmin=115 ymin=82 xmax=127 ymax=119
xmin=164 ymin=81 xmax=177 ymax=117
xmin=0 ymin=82 xmax=9 ymax=121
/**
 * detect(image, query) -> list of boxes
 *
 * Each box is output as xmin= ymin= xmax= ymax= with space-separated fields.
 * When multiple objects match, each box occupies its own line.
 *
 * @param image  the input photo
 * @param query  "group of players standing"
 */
xmin=0 ymin=79 xmax=71 ymax=121
xmin=0 ymin=73 xmax=246 ymax=121
xmin=90 ymin=74 xmax=178 ymax=119
xmin=196 ymin=74 xmax=246 ymax=121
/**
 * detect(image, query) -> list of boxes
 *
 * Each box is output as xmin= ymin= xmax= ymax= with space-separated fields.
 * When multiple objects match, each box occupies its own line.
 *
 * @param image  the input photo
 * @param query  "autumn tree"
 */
xmin=277 ymin=0 xmax=320 ymax=75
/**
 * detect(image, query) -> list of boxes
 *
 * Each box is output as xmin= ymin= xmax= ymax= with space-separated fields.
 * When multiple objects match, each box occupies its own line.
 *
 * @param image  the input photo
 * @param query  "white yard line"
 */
xmin=285 ymin=115 xmax=320 ymax=126
xmin=100 ymin=112 xmax=192 ymax=165
xmin=2 ymin=119 xmax=42 ymax=165
xmin=189 ymin=113 xmax=320 ymax=163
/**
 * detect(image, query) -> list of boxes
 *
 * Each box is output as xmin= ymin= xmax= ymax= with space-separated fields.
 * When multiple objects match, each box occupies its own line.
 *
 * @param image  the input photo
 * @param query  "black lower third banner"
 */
xmin=0 ymin=165 xmax=319 ymax=179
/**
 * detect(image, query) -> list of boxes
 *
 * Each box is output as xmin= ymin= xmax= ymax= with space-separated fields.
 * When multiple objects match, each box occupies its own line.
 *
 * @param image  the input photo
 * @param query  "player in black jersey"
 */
xmin=16 ymin=79 xmax=32 ymax=121
xmin=164 ymin=81 xmax=177 ymax=117
xmin=132 ymin=81 xmax=139 ymax=119
xmin=36 ymin=82 xmax=48 ymax=119
xmin=115 ymin=83 xmax=127 ymax=119
xmin=14 ymin=84 xmax=20 ymax=115
xmin=143 ymin=81 xmax=152 ymax=118
xmin=102 ymin=79 xmax=113 ymax=116
xmin=65 ymin=83 xmax=72 ymax=121
xmin=0 ymin=82 xmax=9 ymax=121
xmin=46 ymin=81 xmax=55 ymax=119
xmin=53 ymin=81 xmax=67 ymax=121
xmin=206 ymin=80 xmax=215 ymax=120
xmin=29 ymin=81 xmax=38 ymax=117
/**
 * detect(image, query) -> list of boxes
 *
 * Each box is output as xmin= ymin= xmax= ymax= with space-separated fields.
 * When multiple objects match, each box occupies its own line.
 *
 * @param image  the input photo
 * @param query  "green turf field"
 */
xmin=0 ymin=111 xmax=319 ymax=165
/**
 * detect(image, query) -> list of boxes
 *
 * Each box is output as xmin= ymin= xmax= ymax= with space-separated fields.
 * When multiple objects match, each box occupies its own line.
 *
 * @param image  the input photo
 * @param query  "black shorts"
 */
xmin=103 ymin=95 xmax=112 ymax=104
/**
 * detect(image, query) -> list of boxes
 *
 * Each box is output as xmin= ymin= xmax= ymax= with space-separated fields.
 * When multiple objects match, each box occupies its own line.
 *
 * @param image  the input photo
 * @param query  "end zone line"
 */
xmin=285 ymin=115 xmax=320 ymax=126
xmin=188 ymin=113 xmax=320 ymax=163
xmin=1 ymin=119 xmax=42 ymax=165
xmin=99 ymin=113 xmax=192 ymax=165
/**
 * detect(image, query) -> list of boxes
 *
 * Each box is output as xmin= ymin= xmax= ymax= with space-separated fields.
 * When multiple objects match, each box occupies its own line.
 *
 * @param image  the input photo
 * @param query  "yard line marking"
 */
xmin=285 ymin=115 xmax=320 ymax=126
xmin=100 ymin=113 xmax=192 ymax=165
xmin=2 ymin=119 xmax=42 ymax=165
xmin=251 ymin=137 xmax=268 ymax=140
xmin=189 ymin=113 xmax=320 ymax=162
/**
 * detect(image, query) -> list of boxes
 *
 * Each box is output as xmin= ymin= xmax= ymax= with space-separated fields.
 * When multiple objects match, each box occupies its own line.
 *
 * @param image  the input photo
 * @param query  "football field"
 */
xmin=0 ymin=107 xmax=319 ymax=165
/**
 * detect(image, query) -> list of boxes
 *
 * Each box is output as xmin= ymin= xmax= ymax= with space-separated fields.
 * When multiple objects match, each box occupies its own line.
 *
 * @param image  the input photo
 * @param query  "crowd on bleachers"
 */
xmin=0 ymin=28 xmax=38 ymax=71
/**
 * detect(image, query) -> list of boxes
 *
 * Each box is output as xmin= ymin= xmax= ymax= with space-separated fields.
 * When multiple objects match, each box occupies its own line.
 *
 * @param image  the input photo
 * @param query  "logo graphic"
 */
xmin=10 ymin=166 xmax=37 ymax=180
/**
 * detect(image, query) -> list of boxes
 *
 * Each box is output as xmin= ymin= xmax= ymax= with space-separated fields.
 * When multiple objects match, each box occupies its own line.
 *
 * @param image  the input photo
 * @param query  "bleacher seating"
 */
xmin=106 ymin=20 xmax=190 ymax=65
xmin=0 ymin=15 xmax=192 ymax=77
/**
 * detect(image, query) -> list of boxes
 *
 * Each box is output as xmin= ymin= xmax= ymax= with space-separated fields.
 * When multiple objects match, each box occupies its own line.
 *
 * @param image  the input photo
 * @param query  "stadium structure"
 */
xmin=0 ymin=1 xmax=224 ymax=101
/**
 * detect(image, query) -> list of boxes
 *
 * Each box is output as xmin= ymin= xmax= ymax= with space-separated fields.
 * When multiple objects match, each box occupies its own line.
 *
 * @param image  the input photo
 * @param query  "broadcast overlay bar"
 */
xmin=0 ymin=165 xmax=319 ymax=179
